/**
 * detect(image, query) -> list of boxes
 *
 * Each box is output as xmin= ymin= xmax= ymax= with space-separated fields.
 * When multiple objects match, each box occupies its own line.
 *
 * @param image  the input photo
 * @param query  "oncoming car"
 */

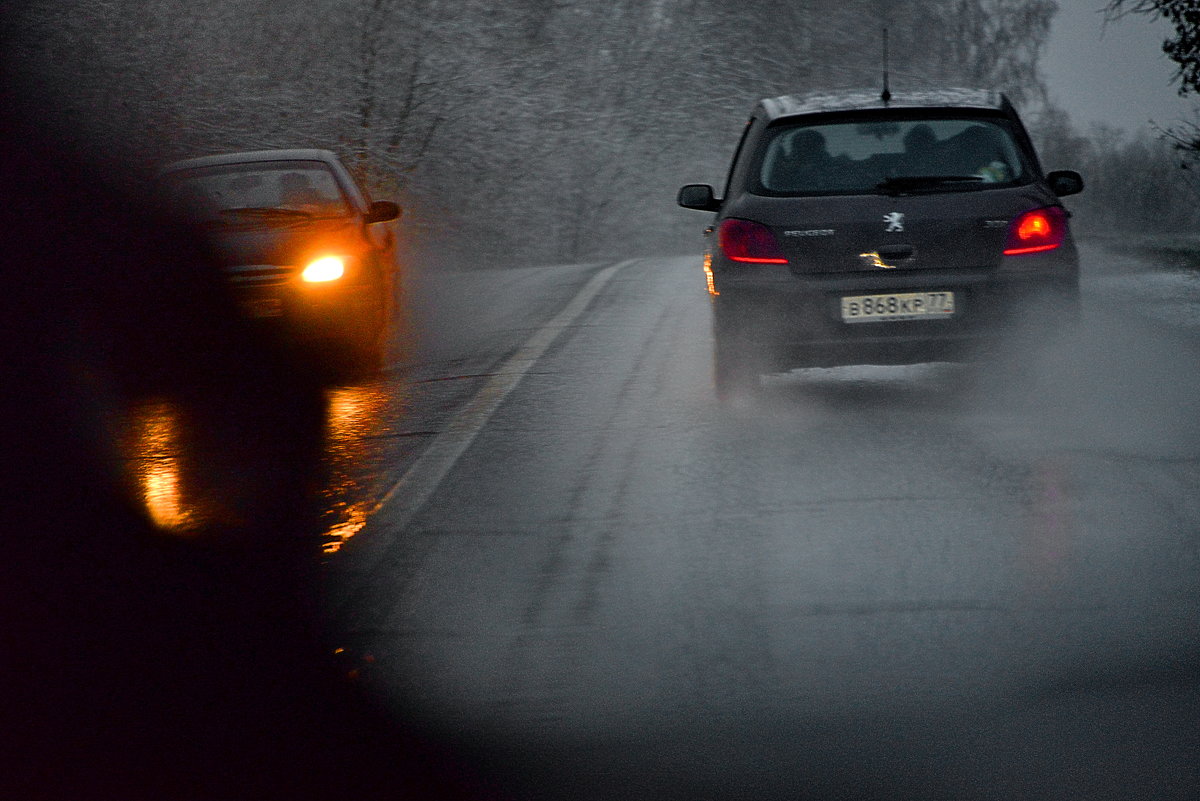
xmin=677 ymin=89 xmax=1084 ymax=398
xmin=158 ymin=149 xmax=401 ymax=372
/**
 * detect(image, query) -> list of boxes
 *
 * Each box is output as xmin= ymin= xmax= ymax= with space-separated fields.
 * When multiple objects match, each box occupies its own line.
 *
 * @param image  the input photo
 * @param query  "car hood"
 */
xmin=203 ymin=217 xmax=361 ymax=267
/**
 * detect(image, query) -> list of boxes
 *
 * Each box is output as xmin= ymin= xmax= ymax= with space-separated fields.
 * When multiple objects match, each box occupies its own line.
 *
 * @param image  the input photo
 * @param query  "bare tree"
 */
xmin=8 ymin=0 xmax=1060 ymax=266
xmin=1107 ymin=0 xmax=1200 ymax=94
xmin=1106 ymin=0 xmax=1200 ymax=161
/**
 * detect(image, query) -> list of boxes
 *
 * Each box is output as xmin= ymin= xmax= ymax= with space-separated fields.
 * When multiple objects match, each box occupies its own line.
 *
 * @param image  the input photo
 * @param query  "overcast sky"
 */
xmin=1042 ymin=1 xmax=1196 ymax=135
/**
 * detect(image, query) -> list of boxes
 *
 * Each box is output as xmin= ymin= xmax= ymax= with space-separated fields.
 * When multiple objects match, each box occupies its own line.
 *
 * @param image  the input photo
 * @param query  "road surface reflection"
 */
xmin=124 ymin=400 xmax=197 ymax=532
xmin=118 ymin=377 xmax=412 ymax=551
xmin=320 ymin=382 xmax=402 ymax=553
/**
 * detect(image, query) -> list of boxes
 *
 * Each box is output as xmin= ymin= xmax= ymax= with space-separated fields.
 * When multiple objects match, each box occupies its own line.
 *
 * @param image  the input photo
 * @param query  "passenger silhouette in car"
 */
xmin=902 ymin=123 xmax=940 ymax=175
xmin=770 ymin=129 xmax=837 ymax=192
xmin=952 ymin=125 xmax=1012 ymax=182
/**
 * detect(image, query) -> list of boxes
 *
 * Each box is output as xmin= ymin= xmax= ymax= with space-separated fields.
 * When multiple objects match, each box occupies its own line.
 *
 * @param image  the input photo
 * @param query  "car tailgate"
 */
xmin=733 ymin=189 xmax=1048 ymax=275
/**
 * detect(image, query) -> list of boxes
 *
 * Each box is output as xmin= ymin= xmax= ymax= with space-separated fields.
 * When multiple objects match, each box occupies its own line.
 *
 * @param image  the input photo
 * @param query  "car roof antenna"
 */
xmin=881 ymin=27 xmax=891 ymax=106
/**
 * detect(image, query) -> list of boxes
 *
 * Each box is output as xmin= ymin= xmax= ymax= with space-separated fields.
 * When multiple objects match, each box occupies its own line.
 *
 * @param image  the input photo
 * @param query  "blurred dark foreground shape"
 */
xmin=0 ymin=90 xmax=494 ymax=800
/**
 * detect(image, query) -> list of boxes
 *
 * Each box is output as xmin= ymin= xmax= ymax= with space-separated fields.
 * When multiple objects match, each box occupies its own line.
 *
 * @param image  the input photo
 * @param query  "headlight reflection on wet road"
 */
xmin=320 ymin=384 xmax=393 ymax=554
xmin=123 ymin=400 xmax=200 ymax=533
xmin=119 ymin=378 xmax=409 ymax=551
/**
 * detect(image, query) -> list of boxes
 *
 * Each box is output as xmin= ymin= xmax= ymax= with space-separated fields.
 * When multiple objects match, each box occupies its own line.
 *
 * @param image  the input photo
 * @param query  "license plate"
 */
xmin=841 ymin=291 xmax=955 ymax=323
xmin=240 ymin=298 xmax=283 ymax=318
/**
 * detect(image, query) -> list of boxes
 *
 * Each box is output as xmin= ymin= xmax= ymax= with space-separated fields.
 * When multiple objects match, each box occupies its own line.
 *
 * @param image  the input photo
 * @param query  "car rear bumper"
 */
xmin=711 ymin=254 xmax=1079 ymax=368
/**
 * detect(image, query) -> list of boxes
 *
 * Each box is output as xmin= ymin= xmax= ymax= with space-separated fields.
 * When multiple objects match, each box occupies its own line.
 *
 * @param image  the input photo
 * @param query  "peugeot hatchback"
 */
xmin=678 ymin=89 xmax=1083 ymax=398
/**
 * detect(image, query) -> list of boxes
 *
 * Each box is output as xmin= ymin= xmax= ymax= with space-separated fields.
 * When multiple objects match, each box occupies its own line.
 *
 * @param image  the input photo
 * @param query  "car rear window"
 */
xmin=755 ymin=116 xmax=1031 ymax=196
xmin=163 ymin=160 xmax=352 ymax=219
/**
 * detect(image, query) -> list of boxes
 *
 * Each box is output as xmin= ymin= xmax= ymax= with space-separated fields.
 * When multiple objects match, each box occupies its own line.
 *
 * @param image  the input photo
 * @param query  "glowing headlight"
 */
xmin=302 ymin=256 xmax=346 ymax=283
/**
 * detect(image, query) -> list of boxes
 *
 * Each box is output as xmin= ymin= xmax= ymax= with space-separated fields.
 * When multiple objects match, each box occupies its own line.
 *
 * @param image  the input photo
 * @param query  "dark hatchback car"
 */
xmin=678 ymin=88 xmax=1084 ymax=397
xmin=158 ymin=149 xmax=401 ymax=371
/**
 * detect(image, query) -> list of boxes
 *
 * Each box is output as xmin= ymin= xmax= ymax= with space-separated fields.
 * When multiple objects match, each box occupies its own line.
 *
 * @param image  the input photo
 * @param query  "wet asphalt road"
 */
xmin=121 ymin=243 xmax=1200 ymax=799
xmin=324 ymin=243 xmax=1200 ymax=799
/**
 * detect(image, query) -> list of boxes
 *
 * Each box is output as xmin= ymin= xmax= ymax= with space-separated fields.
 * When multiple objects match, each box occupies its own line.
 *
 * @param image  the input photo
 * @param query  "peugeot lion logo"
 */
xmin=884 ymin=212 xmax=905 ymax=232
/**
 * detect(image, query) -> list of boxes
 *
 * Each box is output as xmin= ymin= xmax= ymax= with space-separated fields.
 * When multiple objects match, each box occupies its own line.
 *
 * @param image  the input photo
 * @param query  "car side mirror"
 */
xmin=366 ymin=200 xmax=401 ymax=223
xmin=677 ymin=184 xmax=722 ymax=212
xmin=1046 ymin=170 xmax=1083 ymax=197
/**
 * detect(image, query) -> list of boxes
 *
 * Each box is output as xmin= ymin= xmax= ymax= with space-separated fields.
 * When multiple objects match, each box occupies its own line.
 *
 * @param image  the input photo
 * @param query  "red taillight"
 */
xmin=1003 ymin=206 xmax=1067 ymax=256
xmin=718 ymin=218 xmax=788 ymax=264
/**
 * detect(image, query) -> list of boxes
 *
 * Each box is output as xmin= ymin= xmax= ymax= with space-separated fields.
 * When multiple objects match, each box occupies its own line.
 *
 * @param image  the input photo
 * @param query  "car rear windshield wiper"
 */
xmin=875 ymin=175 xmax=984 ymax=194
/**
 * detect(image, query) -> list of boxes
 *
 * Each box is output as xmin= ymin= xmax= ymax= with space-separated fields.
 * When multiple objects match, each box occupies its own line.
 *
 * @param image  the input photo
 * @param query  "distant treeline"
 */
xmin=1033 ymin=103 xmax=1200 ymax=239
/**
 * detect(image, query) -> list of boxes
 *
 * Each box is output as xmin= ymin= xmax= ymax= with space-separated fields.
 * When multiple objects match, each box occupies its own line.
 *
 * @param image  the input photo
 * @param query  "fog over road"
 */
xmin=321 ymin=243 xmax=1200 ymax=799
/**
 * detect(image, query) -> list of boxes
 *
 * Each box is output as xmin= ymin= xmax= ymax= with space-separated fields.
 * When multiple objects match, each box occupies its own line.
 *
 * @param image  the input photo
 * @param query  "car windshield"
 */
xmin=757 ymin=116 xmax=1030 ymax=196
xmin=164 ymin=160 xmax=352 ymax=221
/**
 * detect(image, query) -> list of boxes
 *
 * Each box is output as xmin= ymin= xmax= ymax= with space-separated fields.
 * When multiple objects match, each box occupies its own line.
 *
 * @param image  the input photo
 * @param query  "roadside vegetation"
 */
xmin=1107 ymin=0 xmax=1200 ymax=161
xmin=1033 ymin=103 xmax=1200 ymax=240
xmin=4 ymin=0 xmax=1196 ymax=270
xmin=1062 ymin=1 xmax=1200 ymax=267
xmin=5 ymin=0 xmax=1056 ymax=269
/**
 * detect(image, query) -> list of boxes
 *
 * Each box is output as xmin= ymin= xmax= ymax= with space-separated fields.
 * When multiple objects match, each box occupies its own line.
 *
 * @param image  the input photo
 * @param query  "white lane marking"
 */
xmin=336 ymin=259 xmax=636 ymax=573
